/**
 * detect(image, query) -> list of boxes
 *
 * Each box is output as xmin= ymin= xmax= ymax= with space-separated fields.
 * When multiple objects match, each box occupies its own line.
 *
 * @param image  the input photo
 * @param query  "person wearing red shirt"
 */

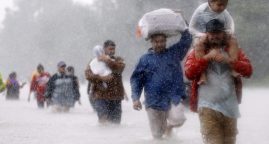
xmin=184 ymin=19 xmax=252 ymax=144
xmin=28 ymin=64 xmax=50 ymax=108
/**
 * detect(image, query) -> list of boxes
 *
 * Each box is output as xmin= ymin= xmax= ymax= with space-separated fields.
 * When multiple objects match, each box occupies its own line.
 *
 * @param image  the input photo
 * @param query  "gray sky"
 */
xmin=0 ymin=0 xmax=94 ymax=28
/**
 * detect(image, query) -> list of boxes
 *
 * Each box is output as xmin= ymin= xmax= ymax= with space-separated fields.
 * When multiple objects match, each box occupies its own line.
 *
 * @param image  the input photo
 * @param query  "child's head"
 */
xmin=67 ymin=66 xmax=75 ymax=76
xmin=93 ymin=45 xmax=104 ymax=57
xmin=208 ymin=0 xmax=228 ymax=13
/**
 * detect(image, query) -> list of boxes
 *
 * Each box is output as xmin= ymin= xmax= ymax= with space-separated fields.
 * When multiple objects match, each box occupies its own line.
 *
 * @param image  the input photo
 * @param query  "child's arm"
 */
xmin=216 ymin=35 xmax=239 ymax=64
xmin=193 ymin=36 xmax=209 ymax=85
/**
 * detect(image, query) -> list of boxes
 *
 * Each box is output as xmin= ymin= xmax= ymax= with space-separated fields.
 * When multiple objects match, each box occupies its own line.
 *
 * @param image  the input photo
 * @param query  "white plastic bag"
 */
xmin=167 ymin=103 xmax=186 ymax=127
xmin=137 ymin=8 xmax=187 ymax=39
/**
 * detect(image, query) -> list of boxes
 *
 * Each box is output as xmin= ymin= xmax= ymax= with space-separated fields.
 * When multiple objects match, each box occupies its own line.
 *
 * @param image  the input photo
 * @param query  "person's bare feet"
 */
xmin=164 ymin=125 xmax=173 ymax=138
xmin=231 ymin=70 xmax=240 ymax=77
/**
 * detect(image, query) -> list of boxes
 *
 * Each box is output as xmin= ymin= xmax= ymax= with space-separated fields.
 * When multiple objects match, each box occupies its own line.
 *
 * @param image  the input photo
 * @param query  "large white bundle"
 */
xmin=89 ymin=45 xmax=111 ymax=77
xmin=137 ymin=8 xmax=187 ymax=39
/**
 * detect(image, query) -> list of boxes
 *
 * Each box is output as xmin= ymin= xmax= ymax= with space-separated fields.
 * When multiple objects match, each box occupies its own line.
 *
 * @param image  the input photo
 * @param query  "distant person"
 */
xmin=5 ymin=72 xmax=26 ymax=100
xmin=189 ymin=0 xmax=239 ymax=85
xmin=28 ymin=64 xmax=50 ymax=108
xmin=130 ymin=28 xmax=192 ymax=138
xmin=0 ymin=73 xmax=6 ymax=93
xmin=45 ymin=61 xmax=80 ymax=112
xmin=66 ymin=66 xmax=81 ymax=106
xmin=85 ymin=40 xmax=125 ymax=124
xmin=185 ymin=19 xmax=253 ymax=144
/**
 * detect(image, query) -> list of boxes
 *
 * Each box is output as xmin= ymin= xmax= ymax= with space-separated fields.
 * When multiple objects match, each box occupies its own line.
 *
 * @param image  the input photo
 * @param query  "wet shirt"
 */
xmin=131 ymin=30 xmax=192 ymax=111
xmin=30 ymin=73 xmax=50 ymax=98
xmin=6 ymin=78 xmax=20 ymax=99
xmin=45 ymin=73 xmax=79 ymax=107
xmin=198 ymin=50 xmax=240 ymax=118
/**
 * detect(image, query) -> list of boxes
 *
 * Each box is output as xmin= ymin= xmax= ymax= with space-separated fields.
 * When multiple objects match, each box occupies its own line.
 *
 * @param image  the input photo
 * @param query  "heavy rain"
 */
xmin=0 ymin=0 xmax=268 ymax=144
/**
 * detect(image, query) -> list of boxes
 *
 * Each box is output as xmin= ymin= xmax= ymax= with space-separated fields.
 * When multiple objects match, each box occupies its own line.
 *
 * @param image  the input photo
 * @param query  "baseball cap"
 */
xmin=206 ymin=19 xmax=225 ymax=33
xmin=57 ymin=61 xmax=66 ymax=68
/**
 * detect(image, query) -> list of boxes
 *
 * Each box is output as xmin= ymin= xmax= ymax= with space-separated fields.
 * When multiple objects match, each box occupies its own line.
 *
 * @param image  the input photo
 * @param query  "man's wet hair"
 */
xmin=209 ymin=0 xmax=228 ymax=3
xmin=149 ymin=33 xmax=167 ymax=40
xmin=104 ymin=40 xmax=116 ymax=48
xmin=205 ymin=19 xmax=225 ymax=33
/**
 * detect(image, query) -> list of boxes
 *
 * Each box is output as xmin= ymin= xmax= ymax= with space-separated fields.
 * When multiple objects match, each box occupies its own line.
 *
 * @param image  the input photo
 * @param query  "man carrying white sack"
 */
xmin=131 ymin=9 xmax=192 ymax=139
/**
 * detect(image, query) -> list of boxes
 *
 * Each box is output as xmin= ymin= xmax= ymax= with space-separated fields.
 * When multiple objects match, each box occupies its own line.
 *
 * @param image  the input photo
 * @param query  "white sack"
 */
xmin=138 ymin=8 xmax=187 ymax=39
xmin=167 ymin=103 xmax=186 ymax=127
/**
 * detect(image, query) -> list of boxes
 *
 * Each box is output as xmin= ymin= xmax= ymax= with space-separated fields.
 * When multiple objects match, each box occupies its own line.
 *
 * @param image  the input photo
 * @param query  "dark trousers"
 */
xmin=37 ymin=100 xmax=44 ymax=108
xmin=95 ymin=99 xmax=122 ymax=124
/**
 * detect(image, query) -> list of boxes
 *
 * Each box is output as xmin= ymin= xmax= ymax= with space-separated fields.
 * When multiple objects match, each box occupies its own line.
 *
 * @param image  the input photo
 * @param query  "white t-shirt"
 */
xmin=189 ymin=3 xmax=235 ymax=37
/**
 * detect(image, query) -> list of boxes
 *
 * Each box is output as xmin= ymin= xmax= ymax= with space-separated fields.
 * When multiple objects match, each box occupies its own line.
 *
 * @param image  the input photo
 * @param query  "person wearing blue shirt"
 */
xmin=130 ymin=29 xmax=192 ymax=139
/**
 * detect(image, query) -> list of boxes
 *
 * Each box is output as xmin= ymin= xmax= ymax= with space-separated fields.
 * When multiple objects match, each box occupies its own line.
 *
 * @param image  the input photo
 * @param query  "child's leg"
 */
xmin=194 ymin=37 xmax=207 ymax=85
xmin=228 ymin=36 xmax=240 ymax=77
xmin=228 ymin=36 xmax=239 ymax=61
xmin=198 ymin=73 xmax=207 ymax=85
xmin=194 ymin=37 xmax=206 ymax=58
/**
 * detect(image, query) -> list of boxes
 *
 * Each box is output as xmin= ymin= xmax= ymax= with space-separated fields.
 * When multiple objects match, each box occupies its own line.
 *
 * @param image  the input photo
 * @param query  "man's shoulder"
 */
xmin=221 ymin=9 xmax=232 ymax=17
xmin=51 ymin=73 xmax=59 ymax=79
xmin=138 ymin=50 xmax=154 ymax=61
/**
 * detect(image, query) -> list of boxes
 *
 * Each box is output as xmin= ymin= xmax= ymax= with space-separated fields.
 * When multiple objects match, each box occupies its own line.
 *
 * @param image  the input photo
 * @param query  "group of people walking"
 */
xmin=129 ymin=0 xmax=252 ymax=143
xmin=0 ymin=62 xmax=81 ymax=112
xmin=0 ymin=0 xmax=253 ymax=143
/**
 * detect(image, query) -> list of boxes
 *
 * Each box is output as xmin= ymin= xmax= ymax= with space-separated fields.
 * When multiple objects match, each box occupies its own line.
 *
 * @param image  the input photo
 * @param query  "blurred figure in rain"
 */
xmin=87 ymin=80 xmax=95 ymax=111
xmin=130 ymin=29 xmax=192 ymax=138
xmin=66 ymin=66 xmax=81 ymax=106
xmin=5 ymin=72 xmax=26 ymax=100
xmin=0 ymin=73 xmax=6 ymax=93
xmin=28 ymin=64 xmax=50 ymax=108
xmin=185 ymin=19 xmax=253 ymax=144
xmin=45 ymin=61 xmax=80 ymax=112
xmin=85 ymin=40 xmax=125 ymax=124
